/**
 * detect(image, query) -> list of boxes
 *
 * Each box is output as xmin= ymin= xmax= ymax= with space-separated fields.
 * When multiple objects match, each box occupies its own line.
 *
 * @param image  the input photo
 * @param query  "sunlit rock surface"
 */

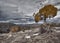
xmin=0 ymin=23 xmax=60 ymax=43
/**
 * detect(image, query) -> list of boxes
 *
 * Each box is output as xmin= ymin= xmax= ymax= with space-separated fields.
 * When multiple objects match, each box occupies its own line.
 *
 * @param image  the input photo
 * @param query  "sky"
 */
xmin=0 ymin=0 xmax=60 ymax=19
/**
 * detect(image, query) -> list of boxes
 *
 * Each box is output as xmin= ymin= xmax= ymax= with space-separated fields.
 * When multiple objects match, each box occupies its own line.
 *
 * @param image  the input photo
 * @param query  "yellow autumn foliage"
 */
xmin=33 ymin=13 xmax=41 ymax=22
xmin=10 ymin=26 xmax=20 ymax=32
xmin=39 ymin=5 xmax=57 ymax=18
xmin=34 ymin=4 xmax=57 ymax=22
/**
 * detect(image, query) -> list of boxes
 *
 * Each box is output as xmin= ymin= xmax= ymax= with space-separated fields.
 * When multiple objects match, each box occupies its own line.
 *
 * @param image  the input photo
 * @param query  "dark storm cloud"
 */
xmin=0 ymin=6 xmax=8 ymax=18
xmin=0 ymin=0 xmax=60 ymax=19
xmin=0 ymin=0 xmax=46 ymax=18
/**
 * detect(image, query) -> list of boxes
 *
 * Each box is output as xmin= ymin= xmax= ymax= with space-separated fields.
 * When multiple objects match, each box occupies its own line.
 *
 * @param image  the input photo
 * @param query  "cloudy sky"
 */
xmin=0 ymin=0 xmax=60 ymax=19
